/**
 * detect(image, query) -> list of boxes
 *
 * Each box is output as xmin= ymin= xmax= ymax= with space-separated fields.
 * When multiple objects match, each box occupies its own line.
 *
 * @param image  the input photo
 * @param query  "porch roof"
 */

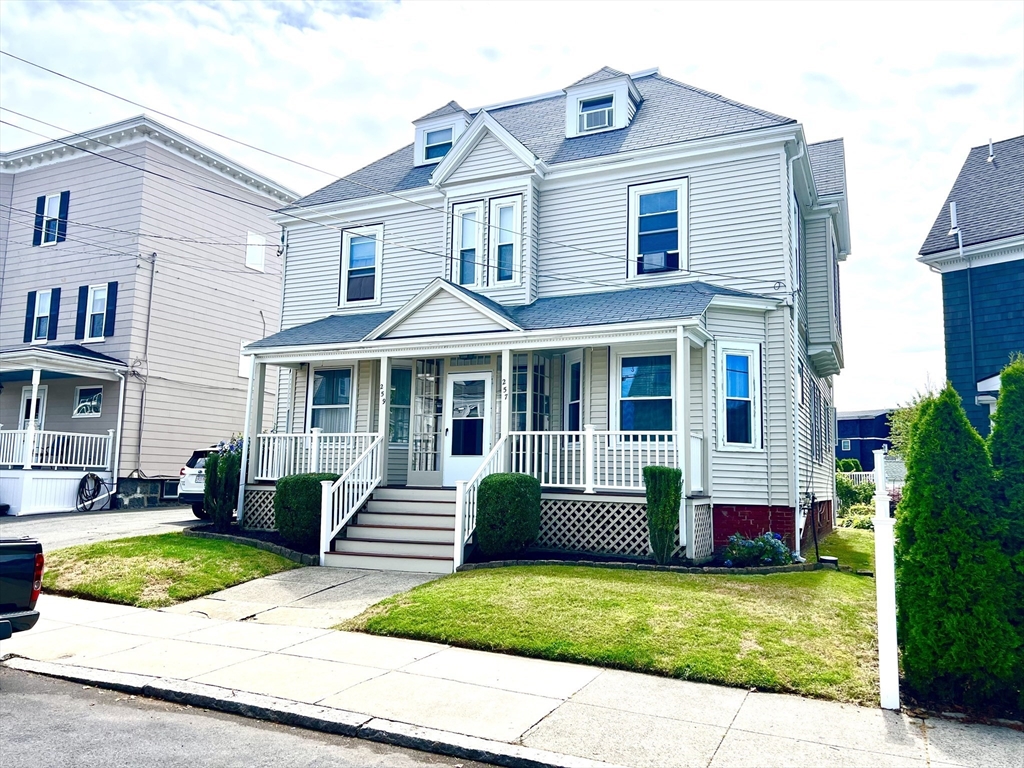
xmin=0 ymin=344 xmax=128 ymax=382
xmin=247 ymin=281 xmax=768 ymax=352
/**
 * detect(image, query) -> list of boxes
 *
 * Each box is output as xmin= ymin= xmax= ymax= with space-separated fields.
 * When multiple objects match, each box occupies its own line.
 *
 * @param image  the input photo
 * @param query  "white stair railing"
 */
xmin=453 ymin=434 xmax=508 ymax=570
xmin=319 ymin=436 xmax=383 ymax=565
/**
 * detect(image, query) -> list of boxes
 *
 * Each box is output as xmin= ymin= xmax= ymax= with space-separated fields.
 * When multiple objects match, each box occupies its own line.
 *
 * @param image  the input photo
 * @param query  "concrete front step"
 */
xmin=357 ymin=511 xmax=455 ymax=529
xmin=333 ymin=537 xmax=453 ymax=558
xmin=373 ymin=487 xmax=456 ymax=503
xmin=346 ymin=524 xmax=455 ymax=543
xmin=366 ymin=499 xmax=456 ymax=514
xmin=323 ymin=550 xmax=454 ymax=574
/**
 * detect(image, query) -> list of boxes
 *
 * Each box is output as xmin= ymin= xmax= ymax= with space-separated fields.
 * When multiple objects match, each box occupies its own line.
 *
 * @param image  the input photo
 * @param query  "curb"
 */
xmin=183 ymin=528 xmax=319 ymax=566
xmin=3 ymin=657 xmax=622 ymax=768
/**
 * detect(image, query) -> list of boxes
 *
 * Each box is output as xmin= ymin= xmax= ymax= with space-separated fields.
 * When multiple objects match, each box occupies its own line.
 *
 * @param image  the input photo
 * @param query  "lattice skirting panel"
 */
xmin=691 ymin=502 xmax=714 ymax=561
xmin=537 ymin=496 xmax=681 ymax=558
xmin=242 ymin=486 xmax=276 ymax=531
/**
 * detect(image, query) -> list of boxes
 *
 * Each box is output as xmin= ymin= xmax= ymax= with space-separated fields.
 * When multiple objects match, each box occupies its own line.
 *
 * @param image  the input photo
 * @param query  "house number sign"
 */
xmin=379 ymin=383 xmax=386 ymax=406
xmin=501 ymin=377 xmax=508 ymax=401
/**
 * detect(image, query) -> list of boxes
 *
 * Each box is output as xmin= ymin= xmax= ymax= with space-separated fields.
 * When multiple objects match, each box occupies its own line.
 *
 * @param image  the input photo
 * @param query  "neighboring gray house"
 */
xmin=0 ymin=115 xmax=296 ymax=514
xmin=239 ymin=67 xmax=850 ymax=572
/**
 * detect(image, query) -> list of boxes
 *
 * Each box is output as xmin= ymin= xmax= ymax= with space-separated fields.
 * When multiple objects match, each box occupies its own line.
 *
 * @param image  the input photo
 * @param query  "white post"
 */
xmin=310 ymin=427 xmax=322 ymax=473
xmin=23 ymin=368 xmax=41 ymax=467
xmin=677 ymin=327 xmax=689 ymax=494
xmin=453 ymin=480 xmax=466 ymax=571
xmin=319 ymin=479 xmax=333 ymax=566
xmin=583 ymin=424 xmax=595 ymax=494
xmin=873 ymin=448 xmax=900 ymax=710
xmin=105 ymin=429 xmax=115 ymax=471
xmin=500 ymin=348 xmax=512 ymax=471
xmin=378 ymin=356 xmax=390 ymax=482
xmin=238 ymin=356 xmax=259 ymax=528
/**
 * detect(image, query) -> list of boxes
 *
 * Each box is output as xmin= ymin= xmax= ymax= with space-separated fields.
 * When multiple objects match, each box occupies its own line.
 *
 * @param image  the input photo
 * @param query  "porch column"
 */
xmin=378 ymin=355 xmax=390 ymax=481
xmin=676 ymin=327 xmax=689 ymax=492
xmin=238 ymin=356 xmax=265 ymax=525
xmin=500 ymin=348 xmax=511 ymax=471
xmin=702 ymin=340 xmax=713 ymax=493
xmin=22 ymin=367 xmax=41 ymax=468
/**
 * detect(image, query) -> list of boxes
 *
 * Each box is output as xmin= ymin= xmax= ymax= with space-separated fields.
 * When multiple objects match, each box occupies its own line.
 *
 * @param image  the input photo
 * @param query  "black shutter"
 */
xmin=47 ymin=287 xmax=61 ymax=340
xmin=56 ymin=190 xmax=71 ymax=242
xmin=23 ymin=291 xmax=37 ymax=343
xmin=103 ymin=281 xmax=118 ymax=338
xmin=75 ymin=286 xmax=89 ymax=340
xmin=32 ymin=196 xmax=45 ymax=247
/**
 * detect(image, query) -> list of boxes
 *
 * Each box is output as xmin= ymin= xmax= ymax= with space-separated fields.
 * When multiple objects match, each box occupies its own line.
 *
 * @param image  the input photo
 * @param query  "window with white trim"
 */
xmin=73 ymin=385 xmax=103 ymax=418
xmin=489 ymin=197 xmax=520 ymax=284
xmin=717 ymin=341 xmax=762 ymax=450
xmin=245 ymin=232 xmax=266 ymax=272
xmin=619 ymin=354 xmax=673 ymax=431
xmin=33 ymin=289 xmax=52 ymax=342
xmin=86 ymin=285 xmax=107 ymax=341
xmin=452 ymin=202 xmax=484 ymax=288
xmin=628 ymin=178 xmax=689 ymax=278
xmin=841 ymin=438 xmax=851 ymax=452
xmin=340 ymin=225 xmax=383 ymax=306
xmin=579 ymin=95 xmax=614 ymax=133
xmin=424 ymin=128 xmax=453 ymax=161
xmin=41 ymin=194 xmax=61 ymax=245
xmin=311 ymin=368 xmax=353 ymax=432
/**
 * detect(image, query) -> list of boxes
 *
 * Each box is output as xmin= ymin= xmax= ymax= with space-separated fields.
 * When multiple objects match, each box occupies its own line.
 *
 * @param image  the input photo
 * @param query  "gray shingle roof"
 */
xmin=807 ymin=138 xmax=846 ymax=197
xmin=568 ymin=67 xmax=628 ymax=88
xmin=415 ymin=101 xmax=467 ymax=122
xmin=0 ymin=344 xmax=127 ymax=366
xmin=286 ymin=71 xmax=795 ymax=209
xmin=919 ymin=136 xmax=1024 ymax=256
xmin=247 ymin=282 xmax=766 ymax=350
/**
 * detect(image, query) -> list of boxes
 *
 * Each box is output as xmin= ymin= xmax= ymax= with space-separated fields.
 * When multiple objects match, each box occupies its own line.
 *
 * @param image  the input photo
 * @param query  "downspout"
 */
xmin=787 ymin=142 xmax=804 ymax=556
xmin=135 ymin=253 xmax=157 ymax=474
xmin=112 ymin=371 xmax=127 ymax=506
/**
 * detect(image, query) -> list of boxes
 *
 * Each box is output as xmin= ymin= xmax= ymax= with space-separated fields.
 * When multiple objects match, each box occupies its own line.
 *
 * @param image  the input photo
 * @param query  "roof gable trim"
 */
xmin=364 ymin=279 xmax=522 ymax=340
xmin=430 ymin=112 xmax=544 ymax=186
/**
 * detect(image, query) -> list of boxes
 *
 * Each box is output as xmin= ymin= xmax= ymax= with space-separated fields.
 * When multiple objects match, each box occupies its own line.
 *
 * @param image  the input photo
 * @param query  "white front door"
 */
xmin=19 ymin=385 xmax=47 ymax=430
xmin=443 ymin=372 xmax=492 ymax=486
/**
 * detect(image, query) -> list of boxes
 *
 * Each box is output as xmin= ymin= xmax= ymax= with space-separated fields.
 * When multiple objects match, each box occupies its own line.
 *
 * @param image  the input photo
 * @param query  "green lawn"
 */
xmin=814 ymin=528 xmax=875 ymax=572
xmin=346 ymin=564 xmax=879 ymax=705
xmin=42 ymin=533 xmax=298 ymax=608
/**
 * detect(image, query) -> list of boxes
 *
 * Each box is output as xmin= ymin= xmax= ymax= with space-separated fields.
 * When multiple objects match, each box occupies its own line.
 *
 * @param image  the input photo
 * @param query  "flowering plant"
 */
xmin=216 ymin=434 xmax=244 ymax=455
xmin=722 ymin=532 xmax=792 ymax=567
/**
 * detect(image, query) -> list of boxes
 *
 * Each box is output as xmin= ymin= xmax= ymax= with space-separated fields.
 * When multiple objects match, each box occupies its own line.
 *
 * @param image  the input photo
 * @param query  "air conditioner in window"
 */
xmin=579 ymin=108 xmax=613 ymax=132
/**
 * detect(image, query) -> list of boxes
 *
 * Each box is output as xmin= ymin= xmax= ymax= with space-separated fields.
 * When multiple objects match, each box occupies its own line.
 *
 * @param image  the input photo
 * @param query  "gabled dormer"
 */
xmin=563 ymin=67 xmax=643 ymax=139
xmin=413 ymin=101 xmax=471 ymax=167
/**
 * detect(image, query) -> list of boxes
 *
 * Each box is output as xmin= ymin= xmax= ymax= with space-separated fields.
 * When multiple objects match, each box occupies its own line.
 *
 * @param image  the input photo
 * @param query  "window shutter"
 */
xmin=47 ymin=287 xmax=61 ymax=341
xmin=75 ymin=286 xmax=89 ymax=340
xmin=32 ymin=196 xmax=45 ymax=247
xmin=23 ymin=291 xmax=37 ymax=343
xmin=56 ymin=191 xmax=71 ymax=242
xmin=103 ymin=281 xmax=118 ymax=338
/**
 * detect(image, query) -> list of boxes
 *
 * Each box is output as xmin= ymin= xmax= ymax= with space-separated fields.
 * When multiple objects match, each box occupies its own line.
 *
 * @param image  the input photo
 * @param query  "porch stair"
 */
xmin=323 ymin=487 xmax=456 ymax=574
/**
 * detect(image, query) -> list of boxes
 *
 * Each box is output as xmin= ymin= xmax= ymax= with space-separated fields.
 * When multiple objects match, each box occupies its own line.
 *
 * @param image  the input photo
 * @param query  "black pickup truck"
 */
xmin=0 ymin=538 xmax=44 ymax=641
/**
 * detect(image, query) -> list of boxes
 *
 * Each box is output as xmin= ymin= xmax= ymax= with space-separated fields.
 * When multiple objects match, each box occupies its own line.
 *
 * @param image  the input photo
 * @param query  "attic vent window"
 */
xmin=579 ymin=96 xmax=614 ymax=133
xmin=425 ymin=128 xmax=454 ymax=161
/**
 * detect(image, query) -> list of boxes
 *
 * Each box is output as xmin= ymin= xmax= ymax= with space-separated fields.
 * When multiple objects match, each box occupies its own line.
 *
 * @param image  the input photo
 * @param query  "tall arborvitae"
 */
xmin=894 ymin=385 xmax=1018 ymax=705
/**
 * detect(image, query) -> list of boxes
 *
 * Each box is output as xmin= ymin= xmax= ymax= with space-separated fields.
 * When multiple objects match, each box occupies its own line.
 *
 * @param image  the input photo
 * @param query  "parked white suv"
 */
xmin=178 ymin=448 xmax=213 ymax=519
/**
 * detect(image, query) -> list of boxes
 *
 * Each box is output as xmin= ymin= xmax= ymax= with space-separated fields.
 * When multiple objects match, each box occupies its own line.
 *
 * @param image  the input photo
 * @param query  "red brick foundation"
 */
xmin=712 ymin=505 xmax=797 ymax=550
xmin=800 ymin=499 xmax=834 ymax=553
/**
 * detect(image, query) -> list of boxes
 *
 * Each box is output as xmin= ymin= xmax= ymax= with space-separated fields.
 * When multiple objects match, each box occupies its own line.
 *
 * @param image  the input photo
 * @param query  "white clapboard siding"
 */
xmin=804 ymin=217 xmax=831 ymax=345
xmin=384 ymin=291 xmax=509 ymax=338
xmin=586 ymin=346 xmax=610 ymax=430
xmin=765 ymin=308 xmax=793 ymax=504
xmin=689 ymin=344 xmax=703 ymax=430
xmin=446 ymin=132 xmax=530 ymax=185
xmin=797 ymin=343 xmax=836 ymax=502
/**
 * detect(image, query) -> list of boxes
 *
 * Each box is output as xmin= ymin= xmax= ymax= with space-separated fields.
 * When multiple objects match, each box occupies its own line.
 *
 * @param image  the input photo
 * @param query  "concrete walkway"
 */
xmin=2 ymin=591 xmax=1020 ymax=767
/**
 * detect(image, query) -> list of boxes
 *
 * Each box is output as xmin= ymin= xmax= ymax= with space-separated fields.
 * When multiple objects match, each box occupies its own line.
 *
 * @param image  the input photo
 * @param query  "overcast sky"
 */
xmin=1 ymin=0 xmax=1021 ymax=411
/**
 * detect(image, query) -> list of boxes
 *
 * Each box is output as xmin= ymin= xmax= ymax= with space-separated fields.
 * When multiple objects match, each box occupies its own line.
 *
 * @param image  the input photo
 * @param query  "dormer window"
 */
xmin=579 ymin=96 xmax=614 ymax=133
xmin=425 ymin=128 xmax=454 ymax=161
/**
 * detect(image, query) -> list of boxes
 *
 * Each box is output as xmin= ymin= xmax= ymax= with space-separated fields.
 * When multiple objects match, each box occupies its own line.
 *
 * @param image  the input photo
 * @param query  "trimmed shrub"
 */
xmin=837 ymin=458 xmax=863 ymax=473
xmin=643 ymin=466 xmax=681 ymax=564
xmin=204 ymin=449 xmax=240 ymax=534
xmin=274 ymin=473 xmax=340 ymax=551
xmin=895 ymin=385 xmax=1019 ymax=706
xmin=722 ymin=532 xmax=792 ymax=567
xmin=476 ymin=473 xmax=541 ymax=558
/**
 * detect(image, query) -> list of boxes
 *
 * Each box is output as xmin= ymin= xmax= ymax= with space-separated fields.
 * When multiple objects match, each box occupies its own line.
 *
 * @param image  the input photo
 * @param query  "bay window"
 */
xmin=717 ymin=341 xmax=762 ymax=450
xmin=489 ymin=197 xmax=520 ymax=284
xmin=340 ymin=225 xmax=383 ymax=306
xmin=628 ymin=178 xmax=689 ymax=278
xmin=452 ymin=202 xmax=483 ymax=287
xmin=311 ymin=368 xmax=352 ymax=432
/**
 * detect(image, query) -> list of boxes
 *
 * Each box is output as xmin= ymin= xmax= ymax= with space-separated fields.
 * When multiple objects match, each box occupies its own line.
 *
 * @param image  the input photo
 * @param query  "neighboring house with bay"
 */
xmin=918 ymin=135 xmax=1024 ymax=435
xmin=240 ymin=67 xmax=850 ymax=572
xmin=0 ymin=115 xmax=295 ymax=515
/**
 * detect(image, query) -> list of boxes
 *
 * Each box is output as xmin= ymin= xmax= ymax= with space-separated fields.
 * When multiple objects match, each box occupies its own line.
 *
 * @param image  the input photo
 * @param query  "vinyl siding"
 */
xmin=0 ymin=376 xmax=118 ymax=437
xmin=446 ymin=132 xmax=530 ymax=185
xmin=585 ymin=346 xmax=609 ymax=430
xmin=797 ymin=339 xmax=835 ymax=503
xmin=0 ymin=172 xmax=13 ymax=287
xmin=689 ymin=345 xmax=703 ymax=431
xmin=804 ymin=216 xmax=831 ymax=346
xmin=384 ymin=291 xmax=507 ymax=338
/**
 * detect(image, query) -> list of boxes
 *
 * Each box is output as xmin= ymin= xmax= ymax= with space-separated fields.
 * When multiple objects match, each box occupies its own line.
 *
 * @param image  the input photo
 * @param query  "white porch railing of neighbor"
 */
xmin=255 ymin=430 xmax=372 ymax=481
xmin=690 ymin=431 xmax=704 ymax=494
xmin=319 ymin=436 xmax=383 ymax=565
xmin=454 ymin=435 xmax=508 ymax=569
xmin=0 ymin=429 xmax=113 ymax=469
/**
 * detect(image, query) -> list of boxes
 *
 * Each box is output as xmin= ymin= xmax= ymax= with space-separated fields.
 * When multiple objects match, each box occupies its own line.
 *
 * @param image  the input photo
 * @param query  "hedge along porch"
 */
xmin=237 ymin=280 xmax=798 ymax=573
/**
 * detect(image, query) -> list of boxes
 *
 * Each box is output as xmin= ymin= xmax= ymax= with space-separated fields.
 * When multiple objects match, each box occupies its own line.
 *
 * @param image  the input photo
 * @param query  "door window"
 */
xmin=451 ymin=379 xmax=486 ymax=456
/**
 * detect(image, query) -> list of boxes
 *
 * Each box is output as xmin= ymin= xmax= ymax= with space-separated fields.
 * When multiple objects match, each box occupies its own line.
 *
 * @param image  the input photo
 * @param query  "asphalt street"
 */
xmin=0 ymin=667 xmax=490 ymax=768
xmin=0 ymin=506 xmax=197 ymax=550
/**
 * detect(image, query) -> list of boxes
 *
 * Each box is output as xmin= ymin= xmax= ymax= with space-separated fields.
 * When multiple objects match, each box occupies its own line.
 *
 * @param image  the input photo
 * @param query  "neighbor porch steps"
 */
xmin=322 ymin=487 xmax=456 ymax=574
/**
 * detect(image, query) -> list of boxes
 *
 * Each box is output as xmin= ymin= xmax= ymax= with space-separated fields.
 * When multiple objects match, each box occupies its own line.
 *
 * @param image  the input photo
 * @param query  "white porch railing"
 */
xmin=319 ymin=436 xmax=383 ymax=565
xmin=509 ymin=432 xmax=585 ymax=488
xmin=690 ymin=431 xmax=704 ymax=494
xmin=0 ymin=429 xmax=113 ymax=469
xmin=255 ymin=430 xmax=373 ymax=481
xmin=454 ymin=435 xmax=508 ymax=569
xmin=592 ymin=429 xmax=679 ymax=492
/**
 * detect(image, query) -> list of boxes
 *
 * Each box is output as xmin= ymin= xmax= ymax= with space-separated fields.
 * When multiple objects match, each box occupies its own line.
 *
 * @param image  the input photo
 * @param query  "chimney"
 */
xmin=987 ymin=138 xmax=994 ymax=163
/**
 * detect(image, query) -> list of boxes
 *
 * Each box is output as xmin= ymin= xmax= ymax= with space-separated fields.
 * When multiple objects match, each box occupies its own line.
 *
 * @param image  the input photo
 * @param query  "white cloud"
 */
xmin=1 ymin=0 xmax=1021 ymax=410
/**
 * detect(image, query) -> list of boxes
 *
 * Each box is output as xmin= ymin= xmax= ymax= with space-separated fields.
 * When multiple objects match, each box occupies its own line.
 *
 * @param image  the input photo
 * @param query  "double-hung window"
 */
xmin=311 ymin=368 xmax=352 ymax=432
xmin=717 ymin=341 xmax=762 ymax=450
xmin=619 ymin=355 xmax=673 ymax=431
xmin=86 ymin=285 xmax=107 ymax=341
xmin=452 ymin=202 xmax=483 ymax=287
xmin=33 ymin=289 xmax=52 ymax=342
xmin=424 ymin=128 xmax=453 ymax=161
xmin=579 ymin=95 xmax=614 ymax=133
xmin=245 ymin=232 xmax=266 ymax=272
xmin=489 ymin=197 xmax=520 ymax=284
xmin=41 ymin=195 xmax=61 ymax=244
xmin=628 ymin=178 xmax=689 ymax=277
xmin=389 ymin=368 xmax=412 ymax=444
xmin=340 ymin=225 xmax=383 ymax=306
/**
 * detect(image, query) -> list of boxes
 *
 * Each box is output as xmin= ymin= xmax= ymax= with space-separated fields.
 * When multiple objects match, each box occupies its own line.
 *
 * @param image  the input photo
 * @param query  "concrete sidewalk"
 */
xmin=2 ymin=593 xmax=1020 ymax=768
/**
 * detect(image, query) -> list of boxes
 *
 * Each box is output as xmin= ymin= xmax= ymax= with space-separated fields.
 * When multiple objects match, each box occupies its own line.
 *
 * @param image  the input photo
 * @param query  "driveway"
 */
xmin=0 ymin=506 xmax=197 ymax=550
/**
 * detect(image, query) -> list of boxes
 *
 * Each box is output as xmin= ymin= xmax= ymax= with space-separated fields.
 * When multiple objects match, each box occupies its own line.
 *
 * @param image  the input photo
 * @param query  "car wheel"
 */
xmin=192 ymin=503 xmax=209 ymax=520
